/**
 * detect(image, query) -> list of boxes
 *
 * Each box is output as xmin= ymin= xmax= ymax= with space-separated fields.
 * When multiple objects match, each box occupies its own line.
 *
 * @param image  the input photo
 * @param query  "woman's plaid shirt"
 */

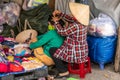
xmin=54 ymin=13 xmax=88 ymax=63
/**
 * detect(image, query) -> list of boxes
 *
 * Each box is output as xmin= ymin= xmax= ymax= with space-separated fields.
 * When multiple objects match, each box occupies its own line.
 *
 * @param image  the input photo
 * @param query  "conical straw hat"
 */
xmin=15 ymin=29 xmax=38 ymax=43
xmin=15 ymin=19 xmax=38 ymax=43
xmin=69 ymin=2 xmax=90 ymax=25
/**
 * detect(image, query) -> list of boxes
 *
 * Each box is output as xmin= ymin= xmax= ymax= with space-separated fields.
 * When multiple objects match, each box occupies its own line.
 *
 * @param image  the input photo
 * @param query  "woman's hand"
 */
xmin=52 ymin=10 xmax=61 ymax=17
xmin=52 ymin=17 xmax=60 ymax=22
xmin=27 ymin=37 xmax=37 ymax=44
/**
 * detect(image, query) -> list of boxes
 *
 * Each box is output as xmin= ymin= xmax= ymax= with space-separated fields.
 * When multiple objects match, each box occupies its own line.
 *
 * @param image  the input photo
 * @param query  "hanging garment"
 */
xmin=55 ymin=0 xmax=75 ymax=14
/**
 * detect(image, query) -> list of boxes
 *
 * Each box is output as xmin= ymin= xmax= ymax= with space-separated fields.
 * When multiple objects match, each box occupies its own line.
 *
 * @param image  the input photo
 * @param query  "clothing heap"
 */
xmin=0 ymin=0 xmax=51 ymax=73
xmin=0 ymin=36 xmax=44 ymax=73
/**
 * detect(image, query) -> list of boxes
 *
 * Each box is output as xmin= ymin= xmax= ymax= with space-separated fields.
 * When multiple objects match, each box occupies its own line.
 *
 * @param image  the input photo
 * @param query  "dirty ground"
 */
xmin=55 ymin=62 xmax=120 ymax=80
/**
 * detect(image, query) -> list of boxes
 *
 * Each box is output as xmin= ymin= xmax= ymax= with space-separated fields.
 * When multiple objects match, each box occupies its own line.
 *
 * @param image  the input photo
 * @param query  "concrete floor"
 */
xmin=55 ymin=63 xmax=120 ymax=80
xmin=69 ymin=63 xmax=120 ymax=80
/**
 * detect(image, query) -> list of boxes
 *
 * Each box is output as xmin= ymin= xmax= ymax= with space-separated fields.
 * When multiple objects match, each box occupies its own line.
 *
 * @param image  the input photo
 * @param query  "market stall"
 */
xmin=0 ymin=0 xmax=52 ymax=79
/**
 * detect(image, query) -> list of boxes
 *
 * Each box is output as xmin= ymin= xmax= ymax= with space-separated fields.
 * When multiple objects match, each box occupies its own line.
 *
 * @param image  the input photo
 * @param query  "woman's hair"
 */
xmin=48 ymin=15 xmax=65 ymax=26
xmin=48 ymin=15 xmax=54 ymax=25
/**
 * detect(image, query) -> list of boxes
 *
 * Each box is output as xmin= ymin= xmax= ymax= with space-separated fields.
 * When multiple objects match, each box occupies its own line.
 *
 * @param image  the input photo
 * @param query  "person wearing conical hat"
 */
xmin=49 ymin=2 xmax=90 ymax=78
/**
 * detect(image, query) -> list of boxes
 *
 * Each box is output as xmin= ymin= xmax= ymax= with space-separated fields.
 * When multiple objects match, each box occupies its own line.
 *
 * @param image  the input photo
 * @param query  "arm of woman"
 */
xmin=30 ymin=31 xmax=52 ymax=49
xmin=53 ymin=10 xmax=77 ymax=23
xmin=52 ymin=12 xmax=77 ymax=36
xmin=54 ymin=22 xmax=77 ymax=36
xmin=60 ymin=13 xmax=77 ymax=23
xmin=37 ymin=35 xmax=43 ymax=40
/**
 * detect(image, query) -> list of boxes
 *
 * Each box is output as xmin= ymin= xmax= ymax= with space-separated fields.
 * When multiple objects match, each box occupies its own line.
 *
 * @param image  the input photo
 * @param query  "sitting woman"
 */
xmin=49 ymin=2 xmax=90 ymax=78
xmin=29 ymin=23 xmax=64 ymax=66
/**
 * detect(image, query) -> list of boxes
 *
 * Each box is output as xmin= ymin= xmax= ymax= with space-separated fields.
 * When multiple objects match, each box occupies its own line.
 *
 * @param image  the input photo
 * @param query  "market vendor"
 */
xmin=29 ymin=23 xmax=64 ymax=66
xmin=49 ymin=2 xmax=90 ymax=78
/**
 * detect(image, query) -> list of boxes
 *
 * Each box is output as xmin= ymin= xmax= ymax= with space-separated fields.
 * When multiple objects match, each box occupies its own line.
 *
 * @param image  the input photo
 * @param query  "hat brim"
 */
xmin=69 ymin=2 xmax=90 ymax=25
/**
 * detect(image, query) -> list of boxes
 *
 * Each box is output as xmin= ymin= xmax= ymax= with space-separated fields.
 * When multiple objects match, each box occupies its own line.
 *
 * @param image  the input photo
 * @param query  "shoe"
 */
xmin=55 ymin=71 xmax=70 ymax=79
xmin=48 ymin=70 xmax=58 ymax=77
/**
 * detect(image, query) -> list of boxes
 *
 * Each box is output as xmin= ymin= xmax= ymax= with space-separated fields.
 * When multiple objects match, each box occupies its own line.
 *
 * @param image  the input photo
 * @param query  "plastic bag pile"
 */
xmin=88 ymin=13 xmax=117 ymax=37
xmin=0 ymin=2 xmax=20 ymax=27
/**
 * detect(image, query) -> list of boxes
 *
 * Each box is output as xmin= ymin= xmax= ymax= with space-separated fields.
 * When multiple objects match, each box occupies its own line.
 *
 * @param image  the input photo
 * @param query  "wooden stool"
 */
xmin=68 ymin=57 xmax=91 ymax=78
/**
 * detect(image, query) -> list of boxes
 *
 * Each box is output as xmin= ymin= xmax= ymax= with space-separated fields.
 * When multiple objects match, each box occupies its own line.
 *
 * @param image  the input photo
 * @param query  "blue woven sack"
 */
xmin=87 ymin=36 xmax=117 ymax=64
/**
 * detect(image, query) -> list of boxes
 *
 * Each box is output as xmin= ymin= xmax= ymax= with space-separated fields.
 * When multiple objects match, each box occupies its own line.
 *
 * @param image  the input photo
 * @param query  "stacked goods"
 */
xmin=87 ymin=13 xmax=117 ymax=70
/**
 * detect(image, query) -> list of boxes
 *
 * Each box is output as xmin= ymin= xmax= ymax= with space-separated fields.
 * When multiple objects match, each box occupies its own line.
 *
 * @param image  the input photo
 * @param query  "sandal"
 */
xmin=48 ymin=69 xmax=58 ymax=77
xmin=55 ymin=71 xmax=70 ymax=79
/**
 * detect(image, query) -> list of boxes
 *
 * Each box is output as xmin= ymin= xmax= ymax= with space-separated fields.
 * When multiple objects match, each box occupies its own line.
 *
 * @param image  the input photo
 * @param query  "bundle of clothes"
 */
xmin=0 ymin=36 xmax=44 ymax=73
xmin=0 ymin=0 xmax=51 ymax=73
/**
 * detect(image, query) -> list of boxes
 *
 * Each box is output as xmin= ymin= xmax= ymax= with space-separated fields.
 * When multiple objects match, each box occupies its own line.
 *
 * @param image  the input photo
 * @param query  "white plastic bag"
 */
xmin=88 ymin=13 xmax=117 ymax=37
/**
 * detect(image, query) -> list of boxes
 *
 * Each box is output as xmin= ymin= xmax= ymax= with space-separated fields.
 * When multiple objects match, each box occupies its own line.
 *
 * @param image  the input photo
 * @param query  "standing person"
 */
xmin=49 ymin=2 xmax=90 ymax=78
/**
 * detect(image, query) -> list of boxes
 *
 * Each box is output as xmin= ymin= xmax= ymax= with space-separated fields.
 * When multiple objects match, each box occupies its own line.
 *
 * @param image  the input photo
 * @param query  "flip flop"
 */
xmin=55 ymin=73 xmax=70 ymax=79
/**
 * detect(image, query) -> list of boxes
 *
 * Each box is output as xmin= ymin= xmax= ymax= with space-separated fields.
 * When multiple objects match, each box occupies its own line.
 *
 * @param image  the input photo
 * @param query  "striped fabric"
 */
xmin=54 ymin=13 xmax=88 ymax=63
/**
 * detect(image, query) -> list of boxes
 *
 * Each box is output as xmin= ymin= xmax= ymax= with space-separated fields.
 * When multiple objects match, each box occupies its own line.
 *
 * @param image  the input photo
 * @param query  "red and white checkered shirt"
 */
xmin=54 ymin=13 xmax=88 ymax=63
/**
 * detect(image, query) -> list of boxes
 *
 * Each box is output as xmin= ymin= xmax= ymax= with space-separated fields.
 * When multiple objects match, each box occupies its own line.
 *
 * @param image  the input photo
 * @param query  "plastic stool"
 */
xmin=68 ymin=57 xmax=91 ymax=78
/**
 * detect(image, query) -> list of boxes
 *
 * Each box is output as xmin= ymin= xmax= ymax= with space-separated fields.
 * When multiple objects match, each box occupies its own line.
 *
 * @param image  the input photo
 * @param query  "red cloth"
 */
xmin=9 ymin=62 xmax=24 ymax=72
xmin=0 ymin=63 xmax=8 ymax=72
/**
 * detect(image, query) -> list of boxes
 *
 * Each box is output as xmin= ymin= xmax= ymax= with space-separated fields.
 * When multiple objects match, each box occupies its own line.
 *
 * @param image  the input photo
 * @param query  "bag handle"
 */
xmin=17 ymin=19 xmax=23 ymax=32
xmin=24 ymin=19 xmax=32 ymax=30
